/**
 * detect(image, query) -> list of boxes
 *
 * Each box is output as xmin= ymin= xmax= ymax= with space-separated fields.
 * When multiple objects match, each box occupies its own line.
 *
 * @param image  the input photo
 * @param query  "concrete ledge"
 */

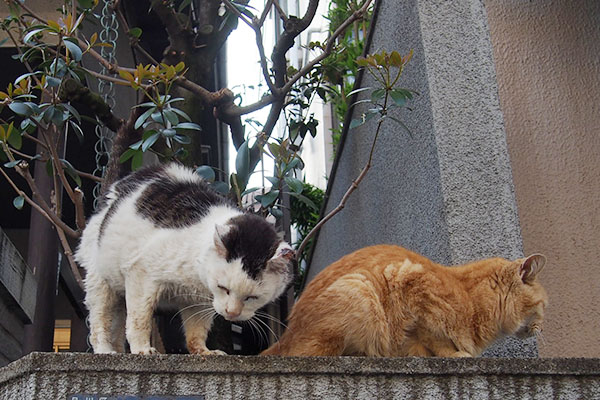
xmin=1 ymin=353 xmax=599 ymax=399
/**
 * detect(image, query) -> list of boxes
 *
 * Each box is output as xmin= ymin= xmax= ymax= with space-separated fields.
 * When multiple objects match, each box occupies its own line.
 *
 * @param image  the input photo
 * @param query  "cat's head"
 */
xmin=206 ymin=214 xmax=294 ymax=321
xmin=503 ymin=254 xmax=549 ymax=339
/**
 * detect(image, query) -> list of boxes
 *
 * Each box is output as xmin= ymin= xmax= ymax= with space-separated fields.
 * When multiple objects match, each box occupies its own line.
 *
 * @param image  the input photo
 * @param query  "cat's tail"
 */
xmin=100 ymin=107 xmax=144 ymax=197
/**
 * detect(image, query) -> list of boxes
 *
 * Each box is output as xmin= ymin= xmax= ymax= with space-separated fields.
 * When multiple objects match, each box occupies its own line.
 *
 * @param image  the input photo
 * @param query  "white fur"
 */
xmin=76 ymin=167 xmax=292 ymax=355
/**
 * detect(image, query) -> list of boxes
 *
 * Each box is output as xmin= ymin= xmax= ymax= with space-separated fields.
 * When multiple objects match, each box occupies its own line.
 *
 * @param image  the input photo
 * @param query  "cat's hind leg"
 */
xmin=124 ymin=272 xmax=160 ymax=355
xmin=85 ymin=275 xmax=119 ymax=353
xmin=427 ymin=338 xmax=473 ymax=357
xmin=180 ymin=307 xmax=225 ymax=355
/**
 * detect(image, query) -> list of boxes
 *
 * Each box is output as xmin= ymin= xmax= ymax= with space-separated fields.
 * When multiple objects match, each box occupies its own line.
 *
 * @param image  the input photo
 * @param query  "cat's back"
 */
xmin=76 ymin=163 xmax=233 ymax=271
xmin=295 ymin=245 xmax=436 ymax=313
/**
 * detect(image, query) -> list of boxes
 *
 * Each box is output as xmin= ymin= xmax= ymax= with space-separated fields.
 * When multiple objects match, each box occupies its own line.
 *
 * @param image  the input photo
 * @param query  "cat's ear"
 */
xmin=213 ymin=224 xmax=232 ymax=258
xmin=267 ymin=242 xmax=295 ymax=274
xmin=519 ymin=254 xmax=546 ymax=283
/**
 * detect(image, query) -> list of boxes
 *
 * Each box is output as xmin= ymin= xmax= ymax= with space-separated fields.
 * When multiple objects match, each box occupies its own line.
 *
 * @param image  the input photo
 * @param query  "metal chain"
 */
xmin=85 ymin=0 xmax=120 ymax=354
xmin=92 ymin=0 xmax=119 ymax=210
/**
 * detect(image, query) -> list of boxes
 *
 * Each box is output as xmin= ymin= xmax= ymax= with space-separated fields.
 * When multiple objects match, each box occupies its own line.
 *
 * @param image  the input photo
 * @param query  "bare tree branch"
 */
xmin=13 ymin=162 xmax=79 ymax=239
xmin=282 ymin=0 xmax=373 ymax=94
xmin=74 ymin=187 xmax=86 ymax=231
xmin=59 ymin=78 xmax=124 ymax=132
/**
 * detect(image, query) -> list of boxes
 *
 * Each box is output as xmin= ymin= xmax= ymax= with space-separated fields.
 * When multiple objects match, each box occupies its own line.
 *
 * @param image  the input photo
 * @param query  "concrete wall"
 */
xmin=0 ymin=229 xmax=36 ymax=367
xmin=1 ymin=353 xmax=599 ymax=399
xmin=484 ymin=0 xmax=600 ymax=358
xmin=307 ymin=0 xmax=533 ymax=356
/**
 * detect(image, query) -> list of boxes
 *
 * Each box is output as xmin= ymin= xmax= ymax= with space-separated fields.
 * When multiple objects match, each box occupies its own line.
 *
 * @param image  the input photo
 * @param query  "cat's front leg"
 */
xmin=124 ymin=276 xmax=160 ymax=355
xmin=180 ymin=307 xmax=226 ymax=355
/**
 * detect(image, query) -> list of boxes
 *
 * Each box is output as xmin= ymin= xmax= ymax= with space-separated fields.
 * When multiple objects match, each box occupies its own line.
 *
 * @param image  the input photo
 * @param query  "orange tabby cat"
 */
xmin=262 ymin=244 xmax=547 ymax=357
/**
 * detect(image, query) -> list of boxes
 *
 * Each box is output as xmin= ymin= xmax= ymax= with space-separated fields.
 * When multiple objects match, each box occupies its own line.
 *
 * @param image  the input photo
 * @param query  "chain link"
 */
xmin=92 ymin=0 xmax=119 ymax=210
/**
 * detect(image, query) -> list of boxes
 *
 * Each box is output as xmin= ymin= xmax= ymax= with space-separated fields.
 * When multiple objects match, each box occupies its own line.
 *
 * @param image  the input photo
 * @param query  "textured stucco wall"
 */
xmin=484 ymin=0 xmax=600 ymax=358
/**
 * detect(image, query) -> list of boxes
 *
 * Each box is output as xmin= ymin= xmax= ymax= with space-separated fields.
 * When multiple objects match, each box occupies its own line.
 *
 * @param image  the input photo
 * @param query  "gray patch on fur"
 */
xmin=98 ymin=164 xmax=166 ymax=241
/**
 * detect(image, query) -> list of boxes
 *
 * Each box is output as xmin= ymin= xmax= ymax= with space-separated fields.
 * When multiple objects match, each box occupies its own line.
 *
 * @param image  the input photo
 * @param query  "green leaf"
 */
xmin=268 ymin=142 xmax=281 ymax=159
xmin=9 ymin=102 xmax=33 ymax=117
xmin=77 ymin=0 xmax=96 ymax=9
xmin=349 ymin=116 xmax=366 ymax=129
xmin=235 ymin=140 xmax=250 ymax=186
xmin=389 ymin=116 xmax=413 ymax=138
xmin=63 ymin=39 xmax=82 ymax=62
xmin=60 ymin=159 xmax=82 ymax=187
xmin=347 ymin=87 xmax=371 ymax=97
xmin=241 ymin=187 xmax=260 ymax=197
xmin=265 ymin=176 xmax=280 ymax=186
xmin=285 ymin=177 xmax=303 ymax=194
xmin=257 ymin=190 xmax=279 ymax=207
xmin=129 ymin=27 xmax=142 ymax=38
xmin=13 ymin=196 xmax=24 ymax=210
xmin=178 ymin=0 xmax=193 ymax=12
xmin=162 ymin=128 xmax=176 ymax=137
xmin=291 ymin=193 xmax=318 ymax=211
xmin=270 ymin=207 xmax=283 ymax=219
xmin=371 ymin=88 xmax=385 ymax=103
xmin=119 ymin=148 xmax=137 ymax=163
xmin=131 ymin=149 xmax=144 ymax=170
xmin=175 ymin=122 xmax=202 ymax=131
xmin=287 ymin=157 xmax=304 ymax=171
xmin=23 ymin=27 xmax=47 ymax=44
xmin=62 ymin=103 xmax=81 ymax=123
xmin=4 ymin=160 xmax=20 ymax=168
xmin=390 ymin=90 xmax=408 ymax=107
xmin=163 ymin=109 xmax=179 ymax=126
xmin=170 ymin=108 xmax=192 ymax=122
xmin=390 ymin=51 xmax=403 ymax=67
xmin=211 ymin=181 xmax=229 ymax=195
xmin=45 ymin=159 xmax=53 ymax=176
xmin=195 ymin=165 xmax=215 ymax=182
xmin=173 ymin=134 xmax=191 ymax=144
xmin=14 ymin=72 xmax=39 ymax=85
xmin=7 ymin=125 xmax=22 ymax=150
xmin=68 ymin=121 xmax=85 ymax=143
xmin=45 ymin=76 xmax=62 ymax=87
xmin=141 ymin=131 xmax=160 ymax=152
xmin=134 ymin=107 xmax=156 ymax=129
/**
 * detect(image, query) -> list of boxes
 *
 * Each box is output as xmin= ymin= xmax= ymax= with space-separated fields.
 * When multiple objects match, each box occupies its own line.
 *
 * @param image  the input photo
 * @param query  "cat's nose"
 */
xmin=225 ymin=308 xmax=241 ymax=319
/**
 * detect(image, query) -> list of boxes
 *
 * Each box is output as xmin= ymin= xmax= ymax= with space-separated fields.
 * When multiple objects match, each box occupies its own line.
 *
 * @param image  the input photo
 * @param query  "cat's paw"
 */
xmin=191 ymin=348 xmax=228 ymax=356
xmin=95 ymin=349 xmax=117 ymax=354
xmin=451 ymin=351 xmax=472 ymax=358
xmin=132 ymin=347 xmax=160 ymax=355
xmin=93 ymin=344 xmax=117 ymax=354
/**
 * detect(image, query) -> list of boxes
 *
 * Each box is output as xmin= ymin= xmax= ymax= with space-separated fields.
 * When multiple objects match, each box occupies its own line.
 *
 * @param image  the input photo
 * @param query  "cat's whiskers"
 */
xmin=247 ymin=317 xmax=268 ymax=347
xmin=244 ymin=318 xmax=266 ymax=348
xmin=535 ymin=330 xmax=547 ymax=346
xmin=181 ymin=307 xmax=217 ymax=327
xmin=170 ymin=302 xmax=213 ymax=323
xmin=253 ymin=314 xmax=281 ymax=343
xmin=255 ymin=310 xmax=289 ymax=330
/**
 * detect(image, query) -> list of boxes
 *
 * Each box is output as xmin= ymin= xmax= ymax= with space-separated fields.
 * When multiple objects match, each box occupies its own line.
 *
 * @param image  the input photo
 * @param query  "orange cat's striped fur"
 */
xmin=263 ymin=245 xmax=547 ymax=357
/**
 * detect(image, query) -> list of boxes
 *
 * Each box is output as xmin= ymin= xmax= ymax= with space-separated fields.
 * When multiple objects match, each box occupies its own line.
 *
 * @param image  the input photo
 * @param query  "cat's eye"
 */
xmin=245 ymin=295 xmax=258 ymax=301
xmin=218 ymin=285 xmax=230 ymax=295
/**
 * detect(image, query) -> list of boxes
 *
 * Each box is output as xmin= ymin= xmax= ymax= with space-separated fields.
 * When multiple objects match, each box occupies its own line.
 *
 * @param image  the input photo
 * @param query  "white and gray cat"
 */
xmin=76 ymin=163 xmax=294 ymax=355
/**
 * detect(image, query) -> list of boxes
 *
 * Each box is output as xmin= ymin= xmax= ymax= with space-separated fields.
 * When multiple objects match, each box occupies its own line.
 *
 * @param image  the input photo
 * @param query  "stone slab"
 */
xmin=1 ymin=353 xmax=599 ymax=399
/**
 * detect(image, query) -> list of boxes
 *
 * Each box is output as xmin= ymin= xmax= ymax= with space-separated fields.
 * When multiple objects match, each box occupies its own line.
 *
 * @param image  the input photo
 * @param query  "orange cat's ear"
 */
xmin=519 ymin=254 xmax=546 ymax=283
